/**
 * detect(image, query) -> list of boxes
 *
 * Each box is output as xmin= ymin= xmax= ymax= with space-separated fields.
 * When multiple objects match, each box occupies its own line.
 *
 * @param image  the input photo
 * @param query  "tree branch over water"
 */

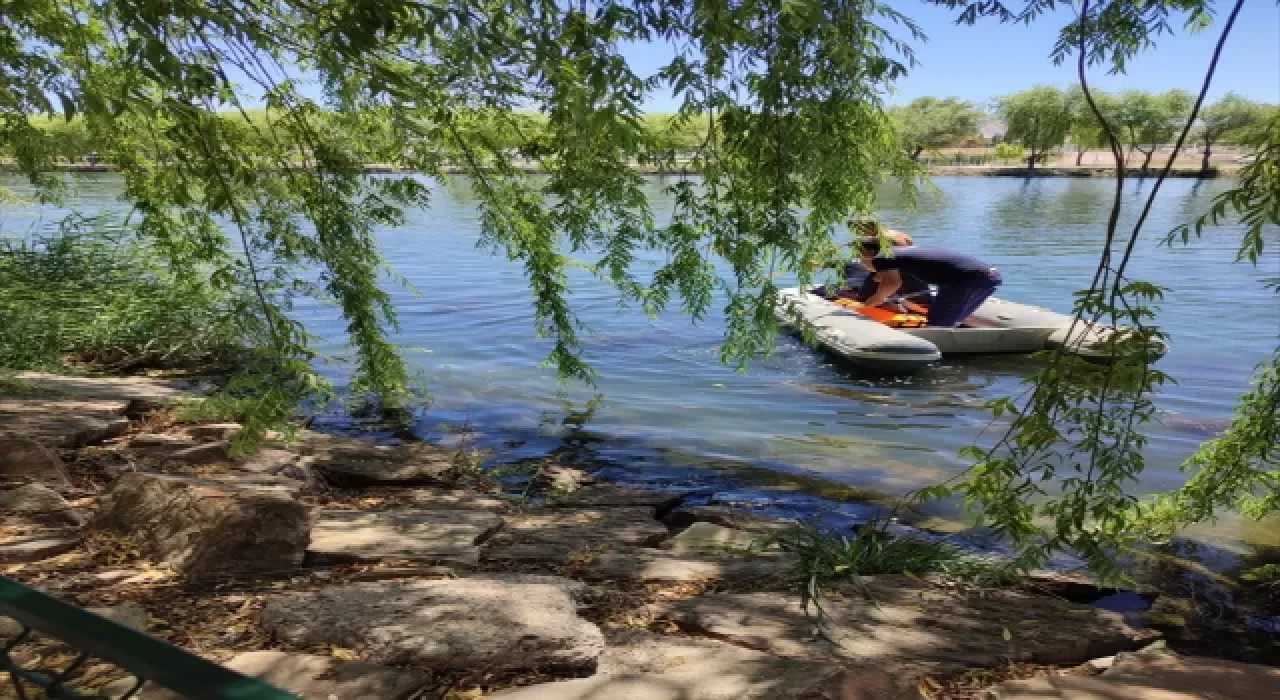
xmin=919 ymin=0 xmax=1267 ymax=578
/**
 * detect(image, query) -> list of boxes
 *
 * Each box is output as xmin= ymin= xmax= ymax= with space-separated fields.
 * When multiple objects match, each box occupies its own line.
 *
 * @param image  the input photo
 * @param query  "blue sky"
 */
xmin=255 ymin=2 xmax=1277 ymax=112
xmin=620 ymin=1 xmax=1280 ymax=112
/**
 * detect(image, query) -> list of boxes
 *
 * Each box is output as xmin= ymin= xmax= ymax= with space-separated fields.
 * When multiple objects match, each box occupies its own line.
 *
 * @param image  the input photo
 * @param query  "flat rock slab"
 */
xmin=660 ymin=575 xmax=1158 ymax=669
xmin=551 ymin=484 xmax=686 ymax=511
xmin=398 ymin=488 xmax=508 ymax=511
xmin=262 ymin=578 xmax=604 ymax=672
xmin=662 ymin=505 xmax=797 ymax=534
xmin=111 ymin=651 xmax=428 ymax=700
xmin=484 ymin=540 xmax=795 ymax=587
xmin=198 ymin=472 xmax=312 ymax=498
xmin=660 ymin=522 xmax=765 ymax=555
xmin=308 ymin=508 xmax=503 ymax=567
xmin=489 ymin=506 xmax=669 ymax=553
xmin=180 ymin=423 xmax=244 ymax=442
xmin=231 ymin=448 xmax=301 ymax=474
xmin=0 ymin=401 xmax=129 ymax=449
xmin=129 ymin=434 xmax=198 ymax=448
xmin=0 ymin=531 xmax=81 ymax=563
xmin=2 ymin=373 xmax=188 ymax=448
xmin=294 ymin=432 xmax=459 ymax=486
xmin=167 ymin=441 xmax=232 ymax=464
xmin=93 ymin=472 xmax=309 ymax=581
xmin=493 ymin=629 xmax=917 ymax=700
xmin=9 ymin=372 xmax=191 ymax=401
xmin=989 ymin=644 xmax=1280 ymax=699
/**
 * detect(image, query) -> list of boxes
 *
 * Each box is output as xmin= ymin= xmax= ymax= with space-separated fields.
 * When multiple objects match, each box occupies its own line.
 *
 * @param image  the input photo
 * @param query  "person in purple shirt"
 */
xmin=857 ymin=239 xmax=1002 ymax=327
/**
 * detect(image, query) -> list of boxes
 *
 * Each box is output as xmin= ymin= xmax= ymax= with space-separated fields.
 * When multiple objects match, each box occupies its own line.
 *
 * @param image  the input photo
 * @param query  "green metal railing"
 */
xmin=0 ymin=576 xmax=298 ymax=699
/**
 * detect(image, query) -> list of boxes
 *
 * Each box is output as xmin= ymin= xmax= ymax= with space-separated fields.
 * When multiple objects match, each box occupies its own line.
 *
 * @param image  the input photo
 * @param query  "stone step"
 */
xmin=308 ymin=508 xmax=504 ymax=567
xmin=261 ymin=576 xmax=604 ymax=672
xmin=657 ymin=575 xmax=1159 ymax=670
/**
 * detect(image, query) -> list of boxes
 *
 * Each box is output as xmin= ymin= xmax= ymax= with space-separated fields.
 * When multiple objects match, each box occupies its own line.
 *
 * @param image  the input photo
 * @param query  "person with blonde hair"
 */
xmin=842 ymin=217 xmax=929 ymax=303
xmin=847 ymin=217 xmax=914 ymax=247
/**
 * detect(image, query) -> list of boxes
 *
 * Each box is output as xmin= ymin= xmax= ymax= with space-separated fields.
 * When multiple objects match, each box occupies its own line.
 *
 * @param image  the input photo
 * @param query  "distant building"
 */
xmin=979 ymin=119 xmax=1006 ymax=144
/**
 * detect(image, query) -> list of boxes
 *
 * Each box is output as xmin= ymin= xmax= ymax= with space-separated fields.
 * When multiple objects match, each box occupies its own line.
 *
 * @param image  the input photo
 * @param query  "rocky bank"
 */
xmin=1 ymin=371 xmax=1276 ymax=699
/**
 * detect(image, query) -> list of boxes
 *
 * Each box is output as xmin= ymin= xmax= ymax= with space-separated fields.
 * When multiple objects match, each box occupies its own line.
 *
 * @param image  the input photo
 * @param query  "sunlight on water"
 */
xmin=3 ymin=173 xmax=1277 ymax=548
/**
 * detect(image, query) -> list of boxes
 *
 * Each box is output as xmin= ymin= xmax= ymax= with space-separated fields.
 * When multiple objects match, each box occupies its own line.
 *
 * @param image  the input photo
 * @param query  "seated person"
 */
xmin=842 ymin=218 xmax=930 ymax=302
xmin=844 ymin=260 xmax=932 ymax=302
xmin=857 ymin=239 xmax=1002 ymax=327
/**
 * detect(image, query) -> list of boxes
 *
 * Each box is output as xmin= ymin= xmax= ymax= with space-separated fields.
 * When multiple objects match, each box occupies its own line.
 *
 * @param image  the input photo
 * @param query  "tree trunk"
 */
xmin=1076 ymin=147 xmax=1085 ymax=166
xmin=910 ymin=146 xmax=923 ymax=161
xmin=1141 ymin=149 xmax=1154 ymax=172
xmin=1027 ymin=151 xmax=1037 ymax=170
xmin=1201 ymin=140 xmax=1212 ymax=172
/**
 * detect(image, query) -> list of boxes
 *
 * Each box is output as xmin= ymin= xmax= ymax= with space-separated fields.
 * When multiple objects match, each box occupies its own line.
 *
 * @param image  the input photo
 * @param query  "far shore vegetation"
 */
xmin=3 ymin=88 xmax=1272 ymax=176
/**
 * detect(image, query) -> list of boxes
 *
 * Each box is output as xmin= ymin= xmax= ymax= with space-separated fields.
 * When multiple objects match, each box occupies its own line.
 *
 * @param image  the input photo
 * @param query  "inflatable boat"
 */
xmin=776 ymin=286 xmax=1157 ymax=372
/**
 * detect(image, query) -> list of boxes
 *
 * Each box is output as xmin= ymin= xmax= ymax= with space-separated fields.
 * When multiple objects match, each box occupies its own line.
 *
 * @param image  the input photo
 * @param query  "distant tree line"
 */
xmin=897 ymin=87 xmax=1274 ymax=172
xmin=5 ymin=90 xmax=1271 ymax=174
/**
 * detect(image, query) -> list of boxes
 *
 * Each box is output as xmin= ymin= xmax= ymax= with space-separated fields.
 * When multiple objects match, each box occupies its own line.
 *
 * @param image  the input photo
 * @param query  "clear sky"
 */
xmin=619 ymin=1 xmax=1280 ymax=112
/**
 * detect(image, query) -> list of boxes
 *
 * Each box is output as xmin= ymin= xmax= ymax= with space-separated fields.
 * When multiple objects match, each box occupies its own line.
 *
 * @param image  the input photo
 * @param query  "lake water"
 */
xmin=3 ymin=173 xmax=1278 ymax=546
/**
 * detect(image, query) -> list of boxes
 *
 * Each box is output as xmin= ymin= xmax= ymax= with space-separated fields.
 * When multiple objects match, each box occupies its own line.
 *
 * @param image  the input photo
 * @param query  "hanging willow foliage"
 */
xmin=1 ymin=0 xmax=918 ymax=407
xmin=3 ymin=0 xmax=1275 ymax=574
xmin=921 ymin=0 xmax=1278 ymax=579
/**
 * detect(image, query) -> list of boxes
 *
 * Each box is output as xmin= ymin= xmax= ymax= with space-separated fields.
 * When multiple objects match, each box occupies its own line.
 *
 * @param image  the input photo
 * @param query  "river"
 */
xmin=3 ymin=173 xmax=1278 ymax=558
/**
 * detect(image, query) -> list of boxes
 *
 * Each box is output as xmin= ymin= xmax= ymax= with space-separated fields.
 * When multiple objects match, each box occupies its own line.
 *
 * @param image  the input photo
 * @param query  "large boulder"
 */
xmin=658 ymin=576 xmax=1159 ymax=670
xmin=106 ymin=651 xmax=427 ymax=700
xmin=0 ymin=484 xmax=84 ymax=526
xmin=308 ymin=508 xmax=504 ymax=567
xmin=93 ymin=473 xmax=309 ymax=581
xmin=261 ymin=577 xmax=604 ymax=672
xmin=0 ymin=438 xmax=71 ymax=488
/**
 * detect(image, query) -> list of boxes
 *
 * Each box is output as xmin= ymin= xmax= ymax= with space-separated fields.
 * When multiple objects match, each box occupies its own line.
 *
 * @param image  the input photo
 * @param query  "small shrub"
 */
xmin=993 ymin=142 xmax=1026 ymax=164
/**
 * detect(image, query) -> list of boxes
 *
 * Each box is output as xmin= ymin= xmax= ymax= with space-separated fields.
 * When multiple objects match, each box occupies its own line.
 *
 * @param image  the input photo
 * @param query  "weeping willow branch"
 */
xmin=920 ymin=0 xmax=1250 ymax=578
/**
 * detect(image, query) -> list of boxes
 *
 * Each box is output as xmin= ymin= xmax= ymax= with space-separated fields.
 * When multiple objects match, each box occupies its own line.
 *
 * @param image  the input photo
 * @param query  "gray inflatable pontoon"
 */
xmin=776 ymin=286 xmax=1149 ymax=372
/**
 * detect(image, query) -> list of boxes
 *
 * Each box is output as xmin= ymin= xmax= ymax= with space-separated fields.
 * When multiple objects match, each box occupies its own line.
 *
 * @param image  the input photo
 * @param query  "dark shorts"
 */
xmin=846 ymin=263 xmax=932 ymax=300
xmin=927 ymin=269 xmax=1002 ymax=327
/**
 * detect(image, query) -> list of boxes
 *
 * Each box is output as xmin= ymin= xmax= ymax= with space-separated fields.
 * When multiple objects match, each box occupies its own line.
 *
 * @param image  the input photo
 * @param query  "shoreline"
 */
xmin=2 ymin=162 xmax=1241 ymax=178
xmin=2 ymin=370 xmax=1278 ymax=698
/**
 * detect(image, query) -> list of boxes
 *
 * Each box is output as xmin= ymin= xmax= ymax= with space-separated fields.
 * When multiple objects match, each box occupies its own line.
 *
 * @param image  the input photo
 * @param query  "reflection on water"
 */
xmin=2 ymin=173 xmax=1277 ymax=555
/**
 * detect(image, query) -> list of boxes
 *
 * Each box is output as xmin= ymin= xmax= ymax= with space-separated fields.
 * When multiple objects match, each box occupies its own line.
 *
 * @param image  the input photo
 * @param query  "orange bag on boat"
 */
xmin=830 ymin=297 xmax=928 ymax=328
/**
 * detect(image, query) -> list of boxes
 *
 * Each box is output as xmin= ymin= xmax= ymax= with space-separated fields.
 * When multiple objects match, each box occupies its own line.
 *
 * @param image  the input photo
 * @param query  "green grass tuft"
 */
xmin=0 ymin=215 xmax=258 ymax=374
xmin=763 ymin=522 xmax=1022 ymax=604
